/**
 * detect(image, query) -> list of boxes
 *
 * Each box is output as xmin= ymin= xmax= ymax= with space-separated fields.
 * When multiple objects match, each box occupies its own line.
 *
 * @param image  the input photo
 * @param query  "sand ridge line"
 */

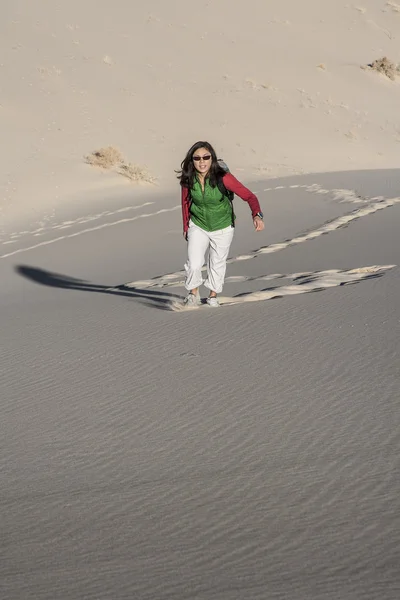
xmin=231 ymin=197 xmax=400 ymax=262
xmin=168 ymin=265 xmax=396 ymax=311
xmin=0 ymin=181 xmax=373 ymax=246
xmin=123 ymin=196 xmax=400 ymax=289
xmin=2 ymin=190 xmax=398 ymax=262
xmin=0 ymin=180 xmax=369 ymax=245
xmin=0 ymin=206 xmax=180 ymax=259
xmin=263 ymin=183 xmax=379 ymax=204
xmin=1 ymin=204 xmax=154 ymax=245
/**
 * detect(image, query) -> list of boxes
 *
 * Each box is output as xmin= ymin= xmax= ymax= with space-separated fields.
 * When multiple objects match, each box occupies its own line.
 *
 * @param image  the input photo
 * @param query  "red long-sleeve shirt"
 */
xmin=181 ymin=173 xmax=261 ymax=233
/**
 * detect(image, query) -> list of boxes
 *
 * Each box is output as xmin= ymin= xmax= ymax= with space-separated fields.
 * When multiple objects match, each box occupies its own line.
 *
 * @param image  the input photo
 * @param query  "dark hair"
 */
xmin=176 ymin=141 xmax=226 ymax=189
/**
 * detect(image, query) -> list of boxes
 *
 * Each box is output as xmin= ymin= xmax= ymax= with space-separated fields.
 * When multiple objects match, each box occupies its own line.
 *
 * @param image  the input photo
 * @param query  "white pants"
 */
xmin=184 ymin=220 xmax=234 ymax=294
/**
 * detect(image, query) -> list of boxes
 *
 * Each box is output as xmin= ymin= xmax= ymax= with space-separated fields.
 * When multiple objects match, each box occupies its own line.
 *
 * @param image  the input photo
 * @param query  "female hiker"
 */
xmin=177 ymin=141 xmax=264 ymax=307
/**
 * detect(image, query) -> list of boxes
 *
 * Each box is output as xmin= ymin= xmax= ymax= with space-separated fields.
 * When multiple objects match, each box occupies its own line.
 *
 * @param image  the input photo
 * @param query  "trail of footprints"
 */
xmin=2 ymin=181 xmax=397 ymax=306
xmin=0 ymin=181 xmax=380 ymax=245
xmin=121 ymin=194 xmax=399 ymax=309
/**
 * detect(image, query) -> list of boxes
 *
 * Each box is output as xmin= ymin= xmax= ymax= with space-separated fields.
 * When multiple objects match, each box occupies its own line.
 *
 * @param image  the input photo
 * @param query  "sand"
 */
xmin=2 ymin=0 xmax=400 ymax=230
xmin=1 ymin=1 xmax=400 ymax=599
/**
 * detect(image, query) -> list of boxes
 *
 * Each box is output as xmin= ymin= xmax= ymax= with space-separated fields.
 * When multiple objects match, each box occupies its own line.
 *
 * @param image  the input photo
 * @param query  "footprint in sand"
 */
xmin=122 ymin=194 xmax=399 ymax=310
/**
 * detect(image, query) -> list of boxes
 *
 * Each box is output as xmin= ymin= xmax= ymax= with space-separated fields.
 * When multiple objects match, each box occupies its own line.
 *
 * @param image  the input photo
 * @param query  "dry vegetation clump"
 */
xmin=85 ymin=146 xmax=123 ymax=169
xmin=363 ymin=56 xmax=399 ymax=80
xmin=386 ymin=1 xmax=400 ymax=13
xmin=84 ymin=146 xmax=155 ymax=184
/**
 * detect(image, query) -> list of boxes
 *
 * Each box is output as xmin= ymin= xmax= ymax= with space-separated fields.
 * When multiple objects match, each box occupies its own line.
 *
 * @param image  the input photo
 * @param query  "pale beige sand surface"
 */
xmin=1 ymin=170 xmax=400 ymax=599
xmin=2 ymin=0 xmax=400 ymax=229
xmin=2 ymin=1 xmax=400 ymax=597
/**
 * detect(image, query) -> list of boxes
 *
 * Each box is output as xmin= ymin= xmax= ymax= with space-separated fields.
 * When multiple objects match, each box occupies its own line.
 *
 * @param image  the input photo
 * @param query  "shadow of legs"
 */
xmin=15 ymin=265 xmax=182 ymax=308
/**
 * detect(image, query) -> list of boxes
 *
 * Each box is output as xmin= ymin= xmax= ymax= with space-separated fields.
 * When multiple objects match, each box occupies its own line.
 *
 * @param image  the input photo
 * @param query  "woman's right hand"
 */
xmin=183 ymin=231 xmax=188 ymax=241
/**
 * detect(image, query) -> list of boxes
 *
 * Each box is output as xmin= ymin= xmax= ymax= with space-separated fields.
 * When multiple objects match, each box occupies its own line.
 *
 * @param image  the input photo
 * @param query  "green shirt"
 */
xmin=190 ymin=176 xmax=234 ymax=232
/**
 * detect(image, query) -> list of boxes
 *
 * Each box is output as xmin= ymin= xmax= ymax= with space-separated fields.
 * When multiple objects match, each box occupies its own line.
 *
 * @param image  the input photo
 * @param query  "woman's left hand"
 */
xmin=253 ymin=216 xmax=265 ymax=232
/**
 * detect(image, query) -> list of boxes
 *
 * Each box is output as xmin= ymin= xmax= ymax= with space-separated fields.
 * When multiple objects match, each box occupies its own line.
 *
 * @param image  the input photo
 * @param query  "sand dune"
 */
xmin=2 ymin=0 xmax=400 ymax=228
xmin=2 ymin=168 xmax=400 ymax=599
xmin=122 ymin=185 xmax=400 ymax=300
xmin=169 ymin=265 xmax=395 ymax=310
xmin=1 ymin=1 xmax=400 ymax=599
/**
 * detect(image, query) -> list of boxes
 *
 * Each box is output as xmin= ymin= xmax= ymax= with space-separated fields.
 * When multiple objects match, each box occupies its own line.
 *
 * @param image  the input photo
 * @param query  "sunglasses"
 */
xmin=193 ymin=154 xmax=211 ymax=162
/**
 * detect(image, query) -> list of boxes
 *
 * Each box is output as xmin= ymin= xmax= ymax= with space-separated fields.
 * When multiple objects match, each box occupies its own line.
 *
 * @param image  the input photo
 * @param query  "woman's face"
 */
xmin=192 ymin=147 xmax=212 ymax=176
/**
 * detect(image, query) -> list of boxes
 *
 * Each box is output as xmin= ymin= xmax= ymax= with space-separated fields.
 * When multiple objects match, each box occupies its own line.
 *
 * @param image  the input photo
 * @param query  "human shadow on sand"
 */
xmin=15 ymin=265 xmax=182 ymax=310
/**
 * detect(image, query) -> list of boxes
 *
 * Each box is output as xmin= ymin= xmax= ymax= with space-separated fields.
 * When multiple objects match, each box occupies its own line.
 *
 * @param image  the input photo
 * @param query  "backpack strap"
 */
xmin=216 ymin=172 xmax=235 ymax=228
xmin=217 ymin=159 xmax=234 ymax=200
xmin=217 ymin=176 xmax=232 ymax=200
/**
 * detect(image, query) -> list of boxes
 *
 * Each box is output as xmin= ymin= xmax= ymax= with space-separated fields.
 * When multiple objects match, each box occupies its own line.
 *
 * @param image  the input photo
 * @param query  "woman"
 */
xmin=177 ymin=141 xmax=264 ymax=307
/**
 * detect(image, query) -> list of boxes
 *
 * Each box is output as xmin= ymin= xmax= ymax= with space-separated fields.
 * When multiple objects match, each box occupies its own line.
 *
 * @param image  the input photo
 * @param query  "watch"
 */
xmin=255 ymin=212 xmax=264 ymax=220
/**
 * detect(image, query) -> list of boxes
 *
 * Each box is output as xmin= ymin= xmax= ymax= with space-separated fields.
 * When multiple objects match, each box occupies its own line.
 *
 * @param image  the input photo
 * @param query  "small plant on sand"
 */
xmin=386 ymin=1 xmax=400 ymax=13
xmin=84 ymin=146 xmax=155 ymax=184
xmin=363 ymin=56 xmax=399 ymax=80
xmin=85 ymin=146 xmax=123 ymax=169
